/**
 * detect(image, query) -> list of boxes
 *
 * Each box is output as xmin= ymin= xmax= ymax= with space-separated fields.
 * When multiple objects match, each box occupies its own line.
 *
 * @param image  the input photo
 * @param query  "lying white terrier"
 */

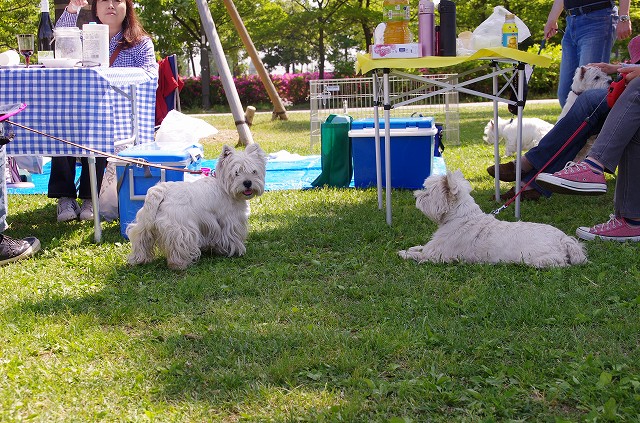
xmin=398 ymin=170 xmax=587 ymax=268
xmin=483 ymin=117 xmax=553 ymax=156
xmin=557 ymin=65 xmax=612 ymax=121
xmin=127 ymin=143 xmax=267 ymax=270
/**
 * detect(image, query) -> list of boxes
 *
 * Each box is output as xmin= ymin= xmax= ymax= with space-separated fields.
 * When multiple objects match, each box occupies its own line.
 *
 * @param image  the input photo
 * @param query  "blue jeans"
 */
xmin=0 ymin=145 xmax=7 ymax=233
xmin=558 ymin=8 xmax=617 ymax=108
xmin=524 ymin=87 xmax=611 ymax=196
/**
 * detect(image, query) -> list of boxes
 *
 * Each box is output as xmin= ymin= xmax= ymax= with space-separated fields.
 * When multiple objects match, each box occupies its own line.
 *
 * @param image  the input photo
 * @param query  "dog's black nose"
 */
xmin=243 ymin=180 xmax=252 ymax=188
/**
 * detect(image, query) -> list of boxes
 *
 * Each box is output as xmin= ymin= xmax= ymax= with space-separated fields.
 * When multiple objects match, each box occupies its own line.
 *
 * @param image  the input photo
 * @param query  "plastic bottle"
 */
xmin=37 ymin=0 xmax=54 ymax=62
xmin=418 ymin=0 xmax=435 ymax=56
xmin=383 ymin=0 xmax=410 ymax=44
xmin=502 ymin=14 xmax=518 ymax=49
xmin=438 ymin=0 xmax=457 ymax=56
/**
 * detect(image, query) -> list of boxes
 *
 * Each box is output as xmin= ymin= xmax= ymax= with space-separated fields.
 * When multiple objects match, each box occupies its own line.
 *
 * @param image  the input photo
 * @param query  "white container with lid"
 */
xmin=54 ymin=27 xmax=82 ymax=60
xmin=82 ymin=23 xmax=109 ymax=67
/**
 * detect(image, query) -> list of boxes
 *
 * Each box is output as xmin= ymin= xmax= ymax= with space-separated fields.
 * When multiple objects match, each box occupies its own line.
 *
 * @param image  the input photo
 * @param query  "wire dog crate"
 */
xmin=309 ymin=74 xmax=460 ymax=148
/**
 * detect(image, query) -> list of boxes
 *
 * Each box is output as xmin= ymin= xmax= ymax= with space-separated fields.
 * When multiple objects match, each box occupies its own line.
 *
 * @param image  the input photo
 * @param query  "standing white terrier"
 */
xmin=398 ymin=170 xmax=587 ymax=268
xmin=483 ymin=117 xmax=553 ymax=156
xmin=127 ymin=143 xmax=267 ymax=270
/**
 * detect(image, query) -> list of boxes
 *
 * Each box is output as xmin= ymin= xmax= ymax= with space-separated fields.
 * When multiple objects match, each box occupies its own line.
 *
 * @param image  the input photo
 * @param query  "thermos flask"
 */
xmin=418 ymin=0 xmax=435 ymax=56
xmin=438 ymin=0 xmax=456 ymax=56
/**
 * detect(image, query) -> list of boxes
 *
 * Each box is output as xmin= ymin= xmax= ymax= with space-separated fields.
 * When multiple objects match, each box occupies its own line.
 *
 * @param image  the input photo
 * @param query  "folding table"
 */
xmin=1 ymin=66 xmax=157 ymax=242
xmin=355 ymin=47 xmax=552 ymax=224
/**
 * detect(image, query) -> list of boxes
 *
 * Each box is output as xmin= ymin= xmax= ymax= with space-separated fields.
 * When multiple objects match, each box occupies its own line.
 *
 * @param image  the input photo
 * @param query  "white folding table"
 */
xmin=356 ymin=47 xmax=552 ymax=224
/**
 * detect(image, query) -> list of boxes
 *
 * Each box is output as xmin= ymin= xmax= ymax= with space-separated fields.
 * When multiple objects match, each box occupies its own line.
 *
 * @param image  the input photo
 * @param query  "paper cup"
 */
xmin=0 ymin=50 xmax=20 ymax=66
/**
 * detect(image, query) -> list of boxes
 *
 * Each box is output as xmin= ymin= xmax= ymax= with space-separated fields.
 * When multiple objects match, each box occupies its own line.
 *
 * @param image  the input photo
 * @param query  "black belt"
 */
xmin=565 ymin=1 xmax=613 ymax=16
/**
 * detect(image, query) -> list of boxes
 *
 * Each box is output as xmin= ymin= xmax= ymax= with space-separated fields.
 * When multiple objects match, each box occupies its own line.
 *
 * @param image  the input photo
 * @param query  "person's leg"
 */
xmin=0 ymin=146 xmax=41 ymax=265
xmin=48 ymin=156 xmax=79 ymax=198
xmin=574 ymin=9 xmax=616 ymax=68
xmin=48 ymin=156 xmax=80 ymax=221
xmin=613 ymin=131 xmax=640 ymax=220
xmin=526 ymin=88 xmax=609 ymax=171
xmin=537 ymin=77 xmax=640 ymax=196
xmin=558 ymin=19 xmax=579 ymax=108
xmin=0 ymin=145 xmax=8 ymax=233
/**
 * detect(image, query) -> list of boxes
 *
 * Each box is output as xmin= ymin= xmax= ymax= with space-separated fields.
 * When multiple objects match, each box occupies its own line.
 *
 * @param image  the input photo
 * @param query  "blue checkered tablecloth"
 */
xmin=0 ymin=67 xmax=157 ymax=156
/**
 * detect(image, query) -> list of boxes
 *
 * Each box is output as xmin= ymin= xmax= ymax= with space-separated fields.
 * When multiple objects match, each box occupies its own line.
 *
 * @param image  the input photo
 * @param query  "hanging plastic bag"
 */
xmin=472 ymin=6 xmax=531 ymax=50
xmin=155 ymin=110 xmax=218 ymax=146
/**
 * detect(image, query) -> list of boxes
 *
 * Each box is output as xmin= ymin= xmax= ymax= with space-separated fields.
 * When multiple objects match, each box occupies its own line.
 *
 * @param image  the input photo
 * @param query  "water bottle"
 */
xmin=418 ymin=0 xmax=435 ymax=56
xmin=502 ymin=14 xmax=518 ymax=49
xmin=438 ymin=0 xmax=456 ymax=56
xmin=37 ymin=0 xmax=54 ymax=62
xmin=383 ymin=0 xmax=410 ymax=44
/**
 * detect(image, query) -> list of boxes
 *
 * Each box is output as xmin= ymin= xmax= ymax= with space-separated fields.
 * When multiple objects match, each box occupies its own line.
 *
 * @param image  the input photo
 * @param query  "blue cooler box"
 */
xmin=349 ymin=117 xmax=437 ymax=189
xmin=115 ymin=142 xmax=203 ymax=238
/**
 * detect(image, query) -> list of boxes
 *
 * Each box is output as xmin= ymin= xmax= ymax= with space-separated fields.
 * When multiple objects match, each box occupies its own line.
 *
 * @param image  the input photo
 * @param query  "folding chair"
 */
xmin=155 ymin=54 xmax=183 ymax=127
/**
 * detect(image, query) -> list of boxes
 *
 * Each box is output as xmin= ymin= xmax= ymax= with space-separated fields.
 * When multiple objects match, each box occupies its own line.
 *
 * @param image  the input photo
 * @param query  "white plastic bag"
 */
xmin=472 ymin=6 xmax=531 ymax=50
xmin=155 ymin=110 xmax=218 ymax=146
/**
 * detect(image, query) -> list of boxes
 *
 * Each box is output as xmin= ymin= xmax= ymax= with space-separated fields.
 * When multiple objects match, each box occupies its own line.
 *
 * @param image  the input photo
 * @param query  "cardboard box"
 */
xmin=371 ymin=43 xmax=420 ymax=59
xmin=114 ymin=142 xmax=203 ymax=238
xmin=349 ymin=117 xmax=437 ymax=189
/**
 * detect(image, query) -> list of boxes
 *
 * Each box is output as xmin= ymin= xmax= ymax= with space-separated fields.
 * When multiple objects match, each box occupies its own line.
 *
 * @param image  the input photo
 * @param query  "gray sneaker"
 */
xmin=57 ymin=197 xmax=79 ymax=222
xmin=79 ymin=200 xmax=94 ymax=221
xmin=0 ymin=234 xmax=40 ymax=266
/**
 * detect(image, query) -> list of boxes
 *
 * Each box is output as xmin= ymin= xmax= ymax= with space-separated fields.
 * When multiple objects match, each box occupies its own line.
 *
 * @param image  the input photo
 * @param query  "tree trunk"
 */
xmin=200 ymin=35 xmax=211 ymax=110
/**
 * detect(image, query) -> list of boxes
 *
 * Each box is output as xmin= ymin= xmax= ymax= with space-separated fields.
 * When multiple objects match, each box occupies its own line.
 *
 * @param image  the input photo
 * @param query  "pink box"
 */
xmin=371 ymin=43 xmax=420 ymax=59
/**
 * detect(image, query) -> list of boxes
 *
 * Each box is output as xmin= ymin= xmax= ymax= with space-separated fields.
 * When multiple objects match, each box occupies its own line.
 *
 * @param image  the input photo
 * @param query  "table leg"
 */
xmin=383 ymin=69 xmax=392 ymax=225
xmin=372 ymin=73 xmax=383 ymax=210
xmin=492 ymin=63 xmax=501 ymax=202
xmin=87 ymin=156 xmax=102 ymax=243
xmin=514 ymin=64 xmax=525 ymax=220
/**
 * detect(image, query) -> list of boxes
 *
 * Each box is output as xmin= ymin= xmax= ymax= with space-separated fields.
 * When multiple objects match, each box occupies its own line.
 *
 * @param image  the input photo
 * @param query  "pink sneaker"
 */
xmin=576 ymin=215 xmax=640 ymax=242
xmin=536 ymin=161 xmax=606 ymax=195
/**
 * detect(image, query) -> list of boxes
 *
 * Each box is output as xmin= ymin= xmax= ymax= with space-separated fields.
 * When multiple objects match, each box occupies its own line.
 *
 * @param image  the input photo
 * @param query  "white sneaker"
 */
xmin=57 ymin=197 xmax=79 ymax=222
xmin=79 ymin=200 xmax=94 ymax=221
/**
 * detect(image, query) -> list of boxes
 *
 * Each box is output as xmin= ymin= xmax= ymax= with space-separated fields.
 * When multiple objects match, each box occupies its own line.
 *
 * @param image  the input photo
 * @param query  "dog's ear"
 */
xmin=446 ymin=170 xmax=472 ymax=196
xmin=579 ymin=66 xmax=586 ymax=80
xmin=220 ymin=145 xmax=235 ymax=159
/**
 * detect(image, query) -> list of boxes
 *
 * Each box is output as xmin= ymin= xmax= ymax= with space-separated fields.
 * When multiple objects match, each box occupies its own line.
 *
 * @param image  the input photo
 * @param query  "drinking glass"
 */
xmin=16 ymin=34 xmax=35 ymax=68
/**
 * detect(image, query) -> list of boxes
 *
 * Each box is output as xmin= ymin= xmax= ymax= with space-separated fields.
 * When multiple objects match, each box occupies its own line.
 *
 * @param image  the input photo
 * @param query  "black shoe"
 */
xmin=499 ymin=186 xmax=541 ymax=201
xmin=0 ymin=234 xmax=41 ymax=265
xmin=487 ymin=161 xmax=518 ymax=182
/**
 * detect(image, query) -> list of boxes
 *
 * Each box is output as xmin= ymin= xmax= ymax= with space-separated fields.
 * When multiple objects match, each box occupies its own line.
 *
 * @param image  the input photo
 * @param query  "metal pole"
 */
xmin=194 ymin=0 xmax=254 ymax=145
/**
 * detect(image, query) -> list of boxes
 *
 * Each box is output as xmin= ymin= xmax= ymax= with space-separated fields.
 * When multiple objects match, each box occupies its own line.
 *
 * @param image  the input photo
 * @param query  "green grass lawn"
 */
xmin=2 ymin=103 xmax=639 ymax=422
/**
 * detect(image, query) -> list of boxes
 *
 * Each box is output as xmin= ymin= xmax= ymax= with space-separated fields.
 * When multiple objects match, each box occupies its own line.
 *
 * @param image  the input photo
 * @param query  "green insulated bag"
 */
xmin=311 ymin=114 xmax=353 ymax=188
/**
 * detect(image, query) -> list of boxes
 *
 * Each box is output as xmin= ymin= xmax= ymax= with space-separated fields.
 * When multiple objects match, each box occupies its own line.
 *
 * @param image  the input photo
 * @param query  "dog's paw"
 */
xmin=398 ymin=250 xmax=409 ymax=259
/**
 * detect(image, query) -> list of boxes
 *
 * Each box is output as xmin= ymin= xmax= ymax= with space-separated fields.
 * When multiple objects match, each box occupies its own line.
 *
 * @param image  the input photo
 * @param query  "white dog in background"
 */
xmin=483 ymin=117 xmax=553 ymax=156
xmin=398 ymin=170 xmax=587 ymax=268
xmin=127 ymin=143 xmax=268 ymax=270
xmin=557 ymin=65 xmax=612 ymax=121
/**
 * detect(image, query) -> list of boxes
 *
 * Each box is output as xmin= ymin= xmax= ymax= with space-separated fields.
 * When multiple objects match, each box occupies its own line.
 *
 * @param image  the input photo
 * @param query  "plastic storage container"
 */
xmin=114 ymin=142 xmax=203 ymax=238
xmin=349 ymin=117 xmax=437 ymax=189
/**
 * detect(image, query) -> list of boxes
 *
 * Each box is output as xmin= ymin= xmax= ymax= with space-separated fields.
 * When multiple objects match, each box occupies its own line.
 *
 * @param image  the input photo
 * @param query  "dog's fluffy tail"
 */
xmin=126 ymin=184 xmax=167 ymax=265
xmin=565 ymin=237 xmax=588 ymax=265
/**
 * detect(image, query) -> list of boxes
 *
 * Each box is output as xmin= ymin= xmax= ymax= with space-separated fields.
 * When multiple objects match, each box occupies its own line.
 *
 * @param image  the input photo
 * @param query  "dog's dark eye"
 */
xmin=235 ymin=170 xmax=239 ymax=176
xmin=252 ymin=170 xmax=257 ymax=174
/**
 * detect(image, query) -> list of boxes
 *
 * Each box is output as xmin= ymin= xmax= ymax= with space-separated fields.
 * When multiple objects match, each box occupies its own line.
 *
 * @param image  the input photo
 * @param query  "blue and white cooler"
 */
xmin=114 ymin=142 xmax=203 ymax=238
xmin=349 ymin=117 xmax=438 ymax=189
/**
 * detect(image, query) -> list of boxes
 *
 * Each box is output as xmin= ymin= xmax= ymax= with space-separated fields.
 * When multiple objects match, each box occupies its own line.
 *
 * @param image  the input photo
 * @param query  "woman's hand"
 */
xmin=588 ymin=62 xmax=621 ymax=75
xmin=67 ymin=0 xmax=88 ymax=14
xmin=619 ymin=65 xmax=640 ymax=82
